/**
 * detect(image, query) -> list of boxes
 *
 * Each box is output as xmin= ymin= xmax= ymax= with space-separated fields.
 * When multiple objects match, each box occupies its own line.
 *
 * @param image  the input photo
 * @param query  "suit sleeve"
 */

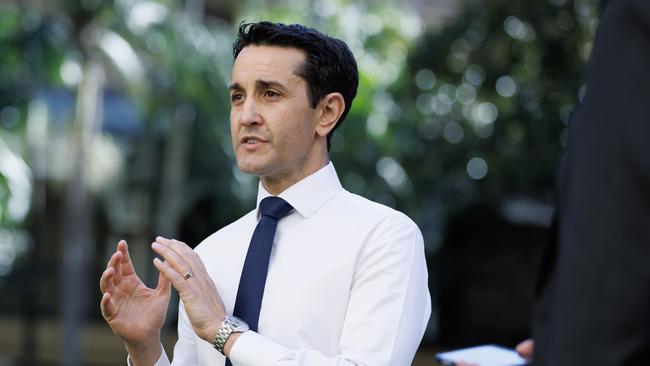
xmin=533 ymin=0 xmax=650 ymax=364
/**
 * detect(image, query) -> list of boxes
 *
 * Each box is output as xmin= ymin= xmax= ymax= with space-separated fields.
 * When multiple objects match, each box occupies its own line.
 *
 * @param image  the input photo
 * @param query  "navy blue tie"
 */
xmin=226 ymin=197 xmax=292 ymax=364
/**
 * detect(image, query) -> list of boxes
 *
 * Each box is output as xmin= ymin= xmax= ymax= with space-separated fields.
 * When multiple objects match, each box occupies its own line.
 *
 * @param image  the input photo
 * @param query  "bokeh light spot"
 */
xmin=415 ymin=69 xmax=437 ymax=90
xmin=467 ymin=157 xmax=488 ymax=180
xmin=496 ymin=76 xmax=517 ymax=97
xmin=443 ymin=122 xmax=464 ymax=144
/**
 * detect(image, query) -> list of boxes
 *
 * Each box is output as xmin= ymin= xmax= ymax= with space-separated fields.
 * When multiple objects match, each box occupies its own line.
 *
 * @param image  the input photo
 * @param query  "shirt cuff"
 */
xmin=126 ymin=344 xmax=170 ymax=366
xmin=229 ymin=331 xmax=291 ymax=365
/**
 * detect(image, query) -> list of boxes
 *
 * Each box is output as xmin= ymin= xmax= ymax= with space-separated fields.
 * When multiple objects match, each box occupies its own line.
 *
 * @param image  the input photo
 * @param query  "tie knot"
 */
xmin=259 ymin=197 xmax=293 ymax=220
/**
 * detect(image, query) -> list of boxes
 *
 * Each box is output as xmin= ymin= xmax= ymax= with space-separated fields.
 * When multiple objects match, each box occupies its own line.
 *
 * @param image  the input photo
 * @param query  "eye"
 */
xmin=231 ymin=93 xmax=244 ymax=104
xmin=263 ymin=90 xmax=280 ymax=98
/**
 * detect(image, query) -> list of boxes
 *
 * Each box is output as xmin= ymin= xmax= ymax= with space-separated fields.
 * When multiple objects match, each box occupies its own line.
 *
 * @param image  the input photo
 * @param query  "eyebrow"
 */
xmin=228 ymin=79 xmax=288 ymax=92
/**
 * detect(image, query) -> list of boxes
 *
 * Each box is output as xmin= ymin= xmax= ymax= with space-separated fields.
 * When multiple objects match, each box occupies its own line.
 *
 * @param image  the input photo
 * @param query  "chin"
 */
xmin=236 ymin=163 xmax=258 ymax=175
xmin=236 ymin=160 xmax=269 ymax=177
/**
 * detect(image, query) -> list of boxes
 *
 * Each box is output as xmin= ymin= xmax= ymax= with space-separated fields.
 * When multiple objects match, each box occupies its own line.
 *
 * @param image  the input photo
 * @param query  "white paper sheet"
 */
xmin=435 ymin=345 xmax=527 ymax=366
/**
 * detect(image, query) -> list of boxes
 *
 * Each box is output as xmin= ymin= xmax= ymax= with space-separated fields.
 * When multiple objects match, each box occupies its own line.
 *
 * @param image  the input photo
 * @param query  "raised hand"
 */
xmin=100 ymin=240 xmax=171 ymax=363
xmin=150 ymin=236 xmax=227 ymax=344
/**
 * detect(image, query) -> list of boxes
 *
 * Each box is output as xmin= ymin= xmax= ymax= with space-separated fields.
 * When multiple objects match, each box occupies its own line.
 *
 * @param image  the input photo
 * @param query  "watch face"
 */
xmin=227 ymin=315 xmax=249 ymax=331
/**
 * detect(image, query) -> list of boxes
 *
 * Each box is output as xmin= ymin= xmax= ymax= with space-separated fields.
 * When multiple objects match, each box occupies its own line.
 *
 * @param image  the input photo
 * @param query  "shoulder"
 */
xmin=335 ymin=191 xmax=426 ymax=272
xmin=332 ymin=189 xmax=421 ymax=235
xmin=335 ymin=189 xmax=417 ymax=223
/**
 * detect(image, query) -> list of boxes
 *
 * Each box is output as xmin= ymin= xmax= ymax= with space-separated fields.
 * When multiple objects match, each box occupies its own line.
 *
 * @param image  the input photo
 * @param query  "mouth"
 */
xmin=240 ymin=135 xmax=269 ymax=148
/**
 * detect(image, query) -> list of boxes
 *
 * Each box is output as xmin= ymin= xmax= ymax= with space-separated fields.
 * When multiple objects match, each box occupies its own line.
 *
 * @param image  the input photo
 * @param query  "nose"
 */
xmin=239 ymin=98 xmax=262 ymax=127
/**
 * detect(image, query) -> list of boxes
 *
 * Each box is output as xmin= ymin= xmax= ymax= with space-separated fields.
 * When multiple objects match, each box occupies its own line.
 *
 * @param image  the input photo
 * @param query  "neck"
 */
xmin=261 ymin=158 xmax=329 ymax=195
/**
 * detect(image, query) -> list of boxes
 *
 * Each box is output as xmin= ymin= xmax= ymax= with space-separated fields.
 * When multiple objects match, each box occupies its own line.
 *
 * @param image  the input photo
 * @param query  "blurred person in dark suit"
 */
xmin=521 ymin=0 xmax=650 ymax=364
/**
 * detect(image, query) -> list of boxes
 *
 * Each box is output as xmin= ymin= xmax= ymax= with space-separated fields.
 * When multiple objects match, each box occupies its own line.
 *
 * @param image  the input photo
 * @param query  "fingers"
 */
xmin=117 ymin=240 xmax=137 ymax=276
xmin=153 ymin=257 xmax=189 ymax=295
xmin=151 ymin=237 xmax=202 ymax=282
xmin=99 ymin=266 xmax=115 ymax=293
xmin=156 ymin=237 xmax=198 ymax=261
xmin=105 ymin=247 xmax=120 ymax=271
xmin=151 ymin=241 xmax=192 ymax=276
xmin=102 ymin=241 xmax=128 ymax=285
xmin=99 ymin=242 xmax=127 ymax=318
xmin=156 ymin=268 xmax=171 ymax=296
xmin=100 ymin=247 xmax=124 ymax=293
xmin=103 ymin=237 xmax=197 ymax=298
xmin=100 ymin=292 xmax=116 ymax=319
xmin=155 ymin=237 xmax=198 ymax=265
xmin=516 ymin=338 xmax=534 ymax=360
xmin=151 ymin=236 xmax=207 ymax=297
xmin=100 ymin=239 xmax=147 ymax=296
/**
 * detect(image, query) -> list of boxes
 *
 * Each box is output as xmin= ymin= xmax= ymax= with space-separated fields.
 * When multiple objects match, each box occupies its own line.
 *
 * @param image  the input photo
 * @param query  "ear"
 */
xmin=315 ymin=92 xmax=345 ymax=137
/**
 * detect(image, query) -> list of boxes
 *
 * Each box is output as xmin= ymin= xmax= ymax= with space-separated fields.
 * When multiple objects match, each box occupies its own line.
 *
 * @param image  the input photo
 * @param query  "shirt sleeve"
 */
xmin=126 ymin=344 xmax=170 ymax=366
xmin=228 ymin=214 xmax=432 ymax=366
xmin=169 ymin=299 xmax=199 ymax=365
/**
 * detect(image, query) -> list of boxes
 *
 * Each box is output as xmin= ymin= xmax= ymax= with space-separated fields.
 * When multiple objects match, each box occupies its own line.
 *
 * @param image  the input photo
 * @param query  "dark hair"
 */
xmin=233 ymin=21 xmax=359 ymax=151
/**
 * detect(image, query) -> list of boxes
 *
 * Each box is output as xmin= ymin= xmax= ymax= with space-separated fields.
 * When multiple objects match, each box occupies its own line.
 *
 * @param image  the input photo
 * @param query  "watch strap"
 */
xmin=213 ymin=315 xmax=248 ymax=355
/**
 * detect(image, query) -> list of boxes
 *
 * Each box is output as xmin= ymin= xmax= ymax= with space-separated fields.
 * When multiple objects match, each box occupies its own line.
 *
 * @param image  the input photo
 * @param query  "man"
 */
xmin=100 ymin=22 xmax=431 ymax=365
xmin=520 ymin=0 xmax=650 ymax=364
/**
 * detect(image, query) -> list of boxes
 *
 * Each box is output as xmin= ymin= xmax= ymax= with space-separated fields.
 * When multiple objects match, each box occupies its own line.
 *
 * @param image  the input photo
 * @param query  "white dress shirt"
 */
xmin=149 ymin=162 xmax=431 ymax=365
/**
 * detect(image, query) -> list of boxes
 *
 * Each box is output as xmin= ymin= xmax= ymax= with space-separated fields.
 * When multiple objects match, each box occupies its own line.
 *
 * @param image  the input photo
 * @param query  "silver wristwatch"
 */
xmin=213 ymin=315 xmax=249 ymax=355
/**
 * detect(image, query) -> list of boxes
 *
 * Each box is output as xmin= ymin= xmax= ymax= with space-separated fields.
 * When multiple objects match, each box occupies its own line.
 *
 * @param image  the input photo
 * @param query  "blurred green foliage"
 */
xmin=0 ymin=0 xmax=599 ymax=287
xmin=377 ymin=0 xmax=600 ymax=246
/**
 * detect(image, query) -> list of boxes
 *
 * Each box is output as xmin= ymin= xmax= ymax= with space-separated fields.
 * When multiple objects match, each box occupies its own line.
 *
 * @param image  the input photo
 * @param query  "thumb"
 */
xmin=156 ymin=269 xmax=171 ymax=296
xmin=516 ymin=339 xmax=534 ymax=360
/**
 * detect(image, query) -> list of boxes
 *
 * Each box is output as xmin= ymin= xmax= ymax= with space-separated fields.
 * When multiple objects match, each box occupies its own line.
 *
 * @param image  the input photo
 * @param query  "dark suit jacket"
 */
xmin=533 ymin=0 xmax=650 ymax=364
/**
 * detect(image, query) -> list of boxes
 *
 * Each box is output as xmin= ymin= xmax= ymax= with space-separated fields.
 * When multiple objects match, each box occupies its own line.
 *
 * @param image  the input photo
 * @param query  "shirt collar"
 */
xmin=256 ymin=162 xmax=342 ymax=218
